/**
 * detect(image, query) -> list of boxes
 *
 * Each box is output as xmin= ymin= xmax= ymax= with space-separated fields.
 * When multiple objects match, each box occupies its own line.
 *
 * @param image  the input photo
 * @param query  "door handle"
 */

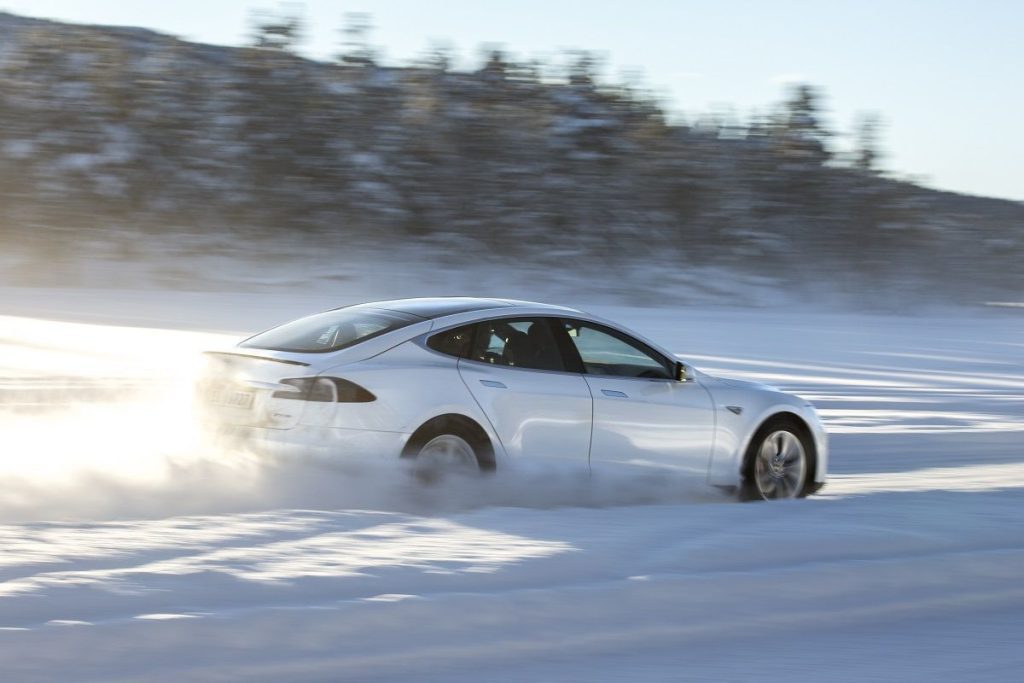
xmin=601 ymin=389 xmax=628 ymax=398
xmin=480 ymin=380 xmax=507 ymax=389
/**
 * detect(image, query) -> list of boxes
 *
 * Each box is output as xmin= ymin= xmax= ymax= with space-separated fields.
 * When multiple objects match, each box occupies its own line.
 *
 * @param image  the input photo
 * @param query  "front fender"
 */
xmin=705 ymin=389 xmax=827 ymax=486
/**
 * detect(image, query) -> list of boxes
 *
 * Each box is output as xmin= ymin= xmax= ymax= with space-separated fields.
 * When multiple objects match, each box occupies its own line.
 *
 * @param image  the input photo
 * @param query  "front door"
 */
xmin=560 ymin=319 xmax=715 ymax=477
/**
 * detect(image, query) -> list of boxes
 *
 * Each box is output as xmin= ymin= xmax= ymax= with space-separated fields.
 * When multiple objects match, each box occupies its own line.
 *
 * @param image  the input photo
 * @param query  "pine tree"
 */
xmin=338 ymin=13 xmax=376 ymax=67
xmin=249 ymin=7 xmax=304 ymax=53
xmin=777 ymin=84 xmax=831 ymax=165
xmin=853 ymin=113 xmax=883 ymax=174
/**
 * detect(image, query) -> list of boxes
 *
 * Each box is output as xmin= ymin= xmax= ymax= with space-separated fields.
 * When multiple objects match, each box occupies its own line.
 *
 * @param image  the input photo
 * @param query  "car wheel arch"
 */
xmin=401 ymin=413 xmax=497 ymax=471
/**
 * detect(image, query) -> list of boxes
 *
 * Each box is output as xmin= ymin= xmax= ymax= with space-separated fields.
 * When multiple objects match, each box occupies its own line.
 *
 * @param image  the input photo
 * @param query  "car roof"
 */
xmin=348 ymin=297 xmax=581 ymax=319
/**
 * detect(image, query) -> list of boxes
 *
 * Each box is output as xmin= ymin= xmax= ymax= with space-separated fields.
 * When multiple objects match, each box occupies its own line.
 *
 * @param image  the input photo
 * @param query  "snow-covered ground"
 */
xmin=0 ymin=289 xmax=1022 ymax=681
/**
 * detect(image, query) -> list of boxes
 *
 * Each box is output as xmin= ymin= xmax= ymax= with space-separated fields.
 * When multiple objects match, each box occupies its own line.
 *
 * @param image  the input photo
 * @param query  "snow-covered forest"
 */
xmin=0 ymin=11 xmax=1021 ymax=303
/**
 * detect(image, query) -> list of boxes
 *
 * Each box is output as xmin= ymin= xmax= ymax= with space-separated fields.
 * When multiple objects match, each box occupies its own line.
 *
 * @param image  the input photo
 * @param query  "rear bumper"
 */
xmin=206 ymin=423 xmax=410 ymax=460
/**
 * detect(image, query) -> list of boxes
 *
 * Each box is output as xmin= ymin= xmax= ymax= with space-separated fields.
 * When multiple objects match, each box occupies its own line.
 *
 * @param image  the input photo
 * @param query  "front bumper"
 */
xmin=808 ymin=413 xmax=829 ymax=484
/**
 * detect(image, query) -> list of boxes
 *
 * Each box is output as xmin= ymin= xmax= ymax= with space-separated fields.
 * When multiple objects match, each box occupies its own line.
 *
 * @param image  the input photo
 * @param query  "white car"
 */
xmin=200 ymin=298 xmax=827 ymax=500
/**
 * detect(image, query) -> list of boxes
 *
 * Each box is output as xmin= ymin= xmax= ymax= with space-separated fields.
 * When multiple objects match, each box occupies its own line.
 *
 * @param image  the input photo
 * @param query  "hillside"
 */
xmin=0 ymin=11 xmax=1021 ymax=303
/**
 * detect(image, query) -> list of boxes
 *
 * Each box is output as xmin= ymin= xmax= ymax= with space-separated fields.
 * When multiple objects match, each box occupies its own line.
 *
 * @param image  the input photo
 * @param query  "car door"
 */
xmin=455 ymin=317 xmax=593 ymax=461
xmin=559 ymin=318 xmax=715 ymax=477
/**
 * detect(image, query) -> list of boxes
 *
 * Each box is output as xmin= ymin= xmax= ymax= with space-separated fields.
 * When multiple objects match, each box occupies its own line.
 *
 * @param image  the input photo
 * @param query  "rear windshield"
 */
xmin=239 ymin=308 xmax=421 ymax=353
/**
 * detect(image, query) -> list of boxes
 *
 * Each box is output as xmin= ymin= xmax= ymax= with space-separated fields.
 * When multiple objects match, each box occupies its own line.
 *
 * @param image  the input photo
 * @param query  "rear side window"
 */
xmin=240 ymin=308 xmax=420 ymax=353
xmin=426 ymin=324 xmax=474 ymax=358
xmin=467 ymin=318 xmax=566 ymax=372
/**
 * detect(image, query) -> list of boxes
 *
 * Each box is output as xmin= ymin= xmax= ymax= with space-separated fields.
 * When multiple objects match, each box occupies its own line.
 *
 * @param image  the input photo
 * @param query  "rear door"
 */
xmin=559 ymin=319 xmax=715 ymax=477
xmin=455 ymin=317 xmax=592 ymax=461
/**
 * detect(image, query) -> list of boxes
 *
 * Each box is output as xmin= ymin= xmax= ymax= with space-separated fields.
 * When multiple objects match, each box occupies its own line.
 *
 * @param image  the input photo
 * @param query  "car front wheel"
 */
xmin=741 ymin=420 xmax=812 ymax=501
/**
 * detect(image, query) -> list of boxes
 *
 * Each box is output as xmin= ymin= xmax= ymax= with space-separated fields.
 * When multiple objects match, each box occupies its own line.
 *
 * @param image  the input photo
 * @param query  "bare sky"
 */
xmin=2 ymin=0 xmax=1021 ymax=201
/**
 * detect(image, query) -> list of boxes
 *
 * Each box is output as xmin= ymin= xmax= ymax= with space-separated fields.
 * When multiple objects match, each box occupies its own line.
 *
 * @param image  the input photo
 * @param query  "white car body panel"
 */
xmin=199 ymin=298 xmax=829 ymax=492
xmin=318 ymin=340 xmax=505 ymax=455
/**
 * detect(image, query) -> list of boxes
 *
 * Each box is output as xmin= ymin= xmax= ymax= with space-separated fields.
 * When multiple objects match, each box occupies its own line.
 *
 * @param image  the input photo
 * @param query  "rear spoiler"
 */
xmin=202 ymin=351 xmax=310 ymax=367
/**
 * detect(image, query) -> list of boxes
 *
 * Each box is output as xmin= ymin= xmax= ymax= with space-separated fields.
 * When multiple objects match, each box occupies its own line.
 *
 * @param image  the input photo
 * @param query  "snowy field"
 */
xmin=1 ymin=289 xmax=1022 ymax=681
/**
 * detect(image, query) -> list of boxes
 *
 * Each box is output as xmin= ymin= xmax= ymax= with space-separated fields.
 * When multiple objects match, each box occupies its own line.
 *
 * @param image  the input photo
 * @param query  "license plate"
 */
xmin=205 ymin=387 xmax=255 ymax=409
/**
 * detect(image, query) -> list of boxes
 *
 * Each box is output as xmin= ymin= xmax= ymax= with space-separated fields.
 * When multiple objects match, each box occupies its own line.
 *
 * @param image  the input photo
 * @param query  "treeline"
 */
xmin=0 ymin=10 xmax=1020 ymax=300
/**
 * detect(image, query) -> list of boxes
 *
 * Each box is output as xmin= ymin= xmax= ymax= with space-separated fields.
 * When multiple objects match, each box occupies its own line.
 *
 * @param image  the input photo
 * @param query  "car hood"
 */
xmin=696 ymin=371 xmax=812 ymax=414
xmin=697 ymin=372 xmax=780 ymax=394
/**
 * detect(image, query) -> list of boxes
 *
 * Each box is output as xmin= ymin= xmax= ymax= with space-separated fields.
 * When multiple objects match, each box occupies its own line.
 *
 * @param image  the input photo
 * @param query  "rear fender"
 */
xmin=315 ymin=341 xmax=507 ymax=459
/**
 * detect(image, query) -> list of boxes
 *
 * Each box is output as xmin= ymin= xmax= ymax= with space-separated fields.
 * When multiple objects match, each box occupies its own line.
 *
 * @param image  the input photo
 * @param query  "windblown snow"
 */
xmin=0 ymin=291 xmax=1022 ymax=682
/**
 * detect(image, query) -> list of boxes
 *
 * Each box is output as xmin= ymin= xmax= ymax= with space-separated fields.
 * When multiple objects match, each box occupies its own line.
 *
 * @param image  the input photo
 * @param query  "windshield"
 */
xmin=239 ymin=308 xmax=421 ymax=353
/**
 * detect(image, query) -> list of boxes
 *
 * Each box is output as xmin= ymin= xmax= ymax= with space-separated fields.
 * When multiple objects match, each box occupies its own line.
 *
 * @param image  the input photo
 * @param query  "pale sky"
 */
xmin=2 ymin=0 xmax=1021 ymax=201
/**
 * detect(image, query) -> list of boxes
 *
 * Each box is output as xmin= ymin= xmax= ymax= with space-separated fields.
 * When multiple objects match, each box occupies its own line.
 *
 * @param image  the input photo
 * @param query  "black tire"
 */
xmin=739 ymin=416 xmax=816 ymax=502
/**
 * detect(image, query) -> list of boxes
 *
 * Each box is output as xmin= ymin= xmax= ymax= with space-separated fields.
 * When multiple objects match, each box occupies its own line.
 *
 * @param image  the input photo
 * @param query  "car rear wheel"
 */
xmin=417 ymin=434 xmax=480 ymax=474
xmin=741 ymin=420 xmax=812 ymax=501
xmin=402 ymin=416 xmax=495 ymax=481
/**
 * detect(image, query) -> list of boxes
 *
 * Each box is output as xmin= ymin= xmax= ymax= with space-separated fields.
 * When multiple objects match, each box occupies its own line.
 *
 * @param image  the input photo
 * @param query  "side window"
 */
xmin=467 ymin=318 xmax=566 ymax=372
xmin=426 ymin=324 xmax=474 ymax=358
xmin=562 ymin=320 xmax=673 ymax=379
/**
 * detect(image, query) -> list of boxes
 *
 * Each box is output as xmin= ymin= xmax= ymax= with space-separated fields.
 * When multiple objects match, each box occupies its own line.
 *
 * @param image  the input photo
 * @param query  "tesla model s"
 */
xmin=198 ymin=297 xmax=827 ymax=500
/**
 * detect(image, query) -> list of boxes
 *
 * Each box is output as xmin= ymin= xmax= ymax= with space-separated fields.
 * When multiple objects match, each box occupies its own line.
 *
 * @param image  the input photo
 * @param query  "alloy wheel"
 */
xmin=416 ymin=434 xmax=480 ymax=476
xmin=753 ymin=430 xmax=807 ymax=500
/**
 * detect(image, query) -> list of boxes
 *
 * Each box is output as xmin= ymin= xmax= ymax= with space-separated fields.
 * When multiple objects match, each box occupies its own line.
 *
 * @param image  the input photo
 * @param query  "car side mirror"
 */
xmin=675 ymin=361 xmax=694 ymax=382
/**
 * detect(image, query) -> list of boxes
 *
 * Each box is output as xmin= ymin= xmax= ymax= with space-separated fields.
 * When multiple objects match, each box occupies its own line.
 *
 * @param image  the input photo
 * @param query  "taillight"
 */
xmin=272 ymin=377 xmax=375 ymax=403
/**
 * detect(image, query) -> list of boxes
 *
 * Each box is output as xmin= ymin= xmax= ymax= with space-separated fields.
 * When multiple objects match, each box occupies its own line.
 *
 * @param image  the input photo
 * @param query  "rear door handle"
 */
xmin=480 ymin=380 xmax=507 ymax=389
xmin=601 ymin=389 xmax=628 ymax=398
